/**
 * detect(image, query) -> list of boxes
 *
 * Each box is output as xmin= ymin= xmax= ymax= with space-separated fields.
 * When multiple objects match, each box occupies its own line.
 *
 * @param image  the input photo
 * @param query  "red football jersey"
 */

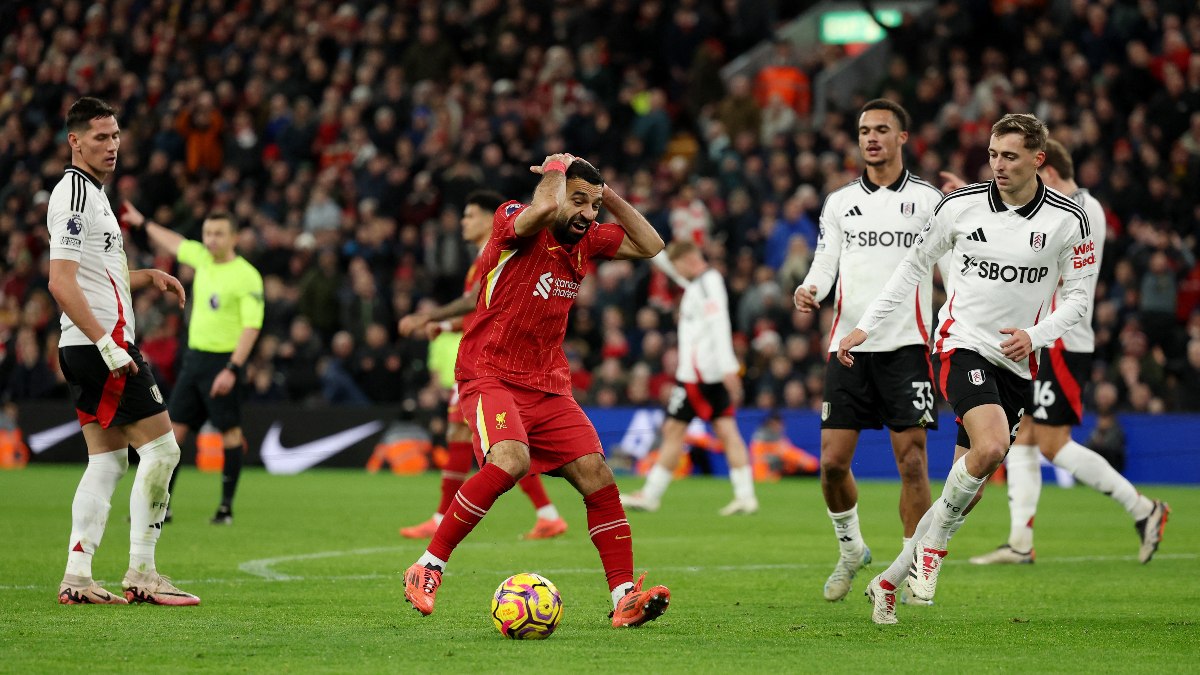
xmin=460 ymin=250 xmax=484 ymax=332
xmin=456 ymin=200 xmax=625 ymax=394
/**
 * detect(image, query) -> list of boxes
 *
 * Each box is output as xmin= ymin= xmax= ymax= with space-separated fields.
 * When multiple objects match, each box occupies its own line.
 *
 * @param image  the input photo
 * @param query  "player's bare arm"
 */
xmin=837 ymin=328 xmax=868 ymax=367
xmin=398 ymin=291 xmax=478 ymax=337
xmin=793 ymin=284 xmax=820 ymax=312
xmin=515 ymin=154 xmax=575 ymax=237
xmin=606 ymin=184 xmax=664 ymax=260
xmin=128 ymin=268 xmax=187 ymax=308
xmin=48 ymin=258 xmax=138 ymax=377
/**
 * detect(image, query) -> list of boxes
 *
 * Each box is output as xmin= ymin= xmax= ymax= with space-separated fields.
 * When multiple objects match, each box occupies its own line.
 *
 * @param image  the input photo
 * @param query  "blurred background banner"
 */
xmin=12 ymin=402 xmax=1199 ymax=484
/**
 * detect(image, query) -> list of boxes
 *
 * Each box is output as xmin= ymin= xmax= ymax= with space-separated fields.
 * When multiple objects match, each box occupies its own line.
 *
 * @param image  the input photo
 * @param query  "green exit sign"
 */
xmin=820 ymin=9 xmax=902 ymax=44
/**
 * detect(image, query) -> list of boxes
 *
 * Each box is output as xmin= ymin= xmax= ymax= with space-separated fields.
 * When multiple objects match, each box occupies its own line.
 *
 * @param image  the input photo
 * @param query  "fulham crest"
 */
xmin=968 ymin=369 xmax=985 ymax=386
xmin=900 ymin=202 xmax=915 ymax=217
xmin=1029 ymin=232 xmax=1046 ymax=252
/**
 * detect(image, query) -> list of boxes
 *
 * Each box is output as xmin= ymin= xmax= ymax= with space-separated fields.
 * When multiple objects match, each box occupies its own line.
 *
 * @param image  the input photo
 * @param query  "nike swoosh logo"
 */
xmin=615 ymin=535 xmax=631 ymax=540
xmin=454 ymin=513 xmax=470 ymax=523
xmin=547 ymin=246 xmax=561 ymax=251
xmin=28 ymin=421 xmax=82 ymax=454
xmin=260 ymin=420 xmax=385 ymax=474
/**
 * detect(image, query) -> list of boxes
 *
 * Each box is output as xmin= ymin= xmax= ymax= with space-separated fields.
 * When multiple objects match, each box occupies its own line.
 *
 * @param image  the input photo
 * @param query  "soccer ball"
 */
xmin=490 ymin=573 xmax=564 ymax=640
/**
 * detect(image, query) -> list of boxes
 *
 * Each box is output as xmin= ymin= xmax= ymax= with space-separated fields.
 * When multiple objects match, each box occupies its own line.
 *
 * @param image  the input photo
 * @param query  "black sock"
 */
xmin=221 ymin=444 xmax=244 ymax=508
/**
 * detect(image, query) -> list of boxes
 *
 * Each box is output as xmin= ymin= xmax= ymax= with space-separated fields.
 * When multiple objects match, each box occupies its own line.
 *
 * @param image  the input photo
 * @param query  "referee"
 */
xmin=123 ymin=203 xmax=263 ymax=525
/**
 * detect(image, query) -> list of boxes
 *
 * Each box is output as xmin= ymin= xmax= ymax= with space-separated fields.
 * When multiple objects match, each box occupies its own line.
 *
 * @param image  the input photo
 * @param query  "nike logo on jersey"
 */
xmin=844 ymin=205 xmax=863 ymax=217
xmin=260 ymin=420 xmax=386 ymax=474
xmin=966 ymin=227 xmax=987 ymax=242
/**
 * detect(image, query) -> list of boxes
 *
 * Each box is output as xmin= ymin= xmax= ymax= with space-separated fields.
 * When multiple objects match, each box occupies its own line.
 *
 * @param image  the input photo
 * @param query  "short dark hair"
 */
xmin=860 ymin=98 xmax=911 ymax=132
xmin=66 ymin=97 xmax=118 ymax=133
xmin=465 ymin=190 xmax=505 ymax=213
xmin=205 ymin=211 xmax=237 ymax=229
xmin=565 ymin=157 xmax=603 ymax=186
xmin=1041 ymin=139 xmax=1074 ymax=181
xmin=991 ymin=113 xmax=1047 ymax=151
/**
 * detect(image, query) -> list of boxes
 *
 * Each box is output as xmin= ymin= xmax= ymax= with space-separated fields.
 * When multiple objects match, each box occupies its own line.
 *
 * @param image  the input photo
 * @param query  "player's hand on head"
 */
xmin=794 ymin=284 xmax=819 ymax=312
xmin=938 ymin=171 xmax=967 ymax=194
xmin=837 ymin=328 xmax=867 ymax=367
xmin=530 ymin=153 xmax=575 ymax=175
xmin=999 ymin=328 xmax=1033 ymax=362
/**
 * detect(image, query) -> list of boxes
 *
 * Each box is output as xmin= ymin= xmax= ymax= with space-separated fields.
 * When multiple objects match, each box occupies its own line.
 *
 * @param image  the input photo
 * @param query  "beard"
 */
xmin=552 ymin=214 xmax=592 ymax=245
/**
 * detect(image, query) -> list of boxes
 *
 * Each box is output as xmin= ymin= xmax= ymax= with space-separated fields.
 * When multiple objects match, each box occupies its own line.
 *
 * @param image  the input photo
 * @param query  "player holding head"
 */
xmin=403 ymin=154 xmax=673 ymax=628
xmin=792 ymin=99 xmax=945 ymax=603
xmin=122 ymin=205 xmax=264 ymax=526
xmin=49 ymin=97 xmax=199 ymax=605
xmin=839 ymin=113 xmax=1098 ymax=624
xmin=621 ymin=239 xmax=757 ymax=516
xmin=397 ymin=190 xmax=568 ymax=541
xmin=967 ymin=139 xmax=1168 ymax=566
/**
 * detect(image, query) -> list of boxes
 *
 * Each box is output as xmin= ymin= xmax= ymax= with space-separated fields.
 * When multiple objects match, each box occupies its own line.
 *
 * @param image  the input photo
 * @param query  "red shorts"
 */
xmin=459 ymin=377 xmax=603 ymax=475
xmin=446 ymin=382 xmax=465 ymax=425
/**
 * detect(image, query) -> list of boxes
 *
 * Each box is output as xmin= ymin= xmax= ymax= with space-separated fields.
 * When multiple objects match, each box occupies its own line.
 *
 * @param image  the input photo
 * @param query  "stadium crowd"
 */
xmin=1 ymin=0 xmax=1199 ymax=423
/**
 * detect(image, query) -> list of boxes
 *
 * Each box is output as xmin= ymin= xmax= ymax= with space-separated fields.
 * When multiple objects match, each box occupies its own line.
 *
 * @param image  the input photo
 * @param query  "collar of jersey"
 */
xmin=64 ymin=164 xmax=103 ymax=189
xmin=988 ymin=175 xmax=1047 ymax=219
xmin=859 ymin=169 xmax=909 ymax=194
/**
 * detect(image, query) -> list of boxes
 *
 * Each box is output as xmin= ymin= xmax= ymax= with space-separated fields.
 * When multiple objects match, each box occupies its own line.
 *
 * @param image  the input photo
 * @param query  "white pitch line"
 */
xmin=3 ymin=552 xmax=1195 ymax=592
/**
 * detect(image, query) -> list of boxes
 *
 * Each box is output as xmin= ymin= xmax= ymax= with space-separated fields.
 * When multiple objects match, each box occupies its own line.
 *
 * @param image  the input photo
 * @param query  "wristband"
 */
xmin=543 ymin=160 xmax=567 ymax=174
xmin=95 ymin=334 xmax=133 ymax=371
xmin=225 ymin=361 xmax=242 ymax=376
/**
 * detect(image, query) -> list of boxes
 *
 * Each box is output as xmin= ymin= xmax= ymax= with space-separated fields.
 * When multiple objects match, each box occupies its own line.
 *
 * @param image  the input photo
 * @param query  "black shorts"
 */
xmin=822 ymin=345 xmax=938 ymax=431
xmin=169 ymin=349 xmax=242 ymax=432
xmin=934 ymin=348 xmax=1029 ymax=449
xmin=666 ymin=380 xmax=734 ymax=422
xmin=59 ymin=342 xmax=168 ymax=429
xmin=1030 ymin=347 xmax=1089 ymax=426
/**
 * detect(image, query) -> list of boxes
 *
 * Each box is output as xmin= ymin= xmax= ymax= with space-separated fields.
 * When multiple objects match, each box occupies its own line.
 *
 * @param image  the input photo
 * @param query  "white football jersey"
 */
xmin=47 ymin=166 xmax=135 ymax=346
xmin=803 ymin=170 xmax=944 ymax=352
xmin=675 ymin=268 xmax=740 ymax=383
xmin=857 ymin=178 xmax=1097 ymax=378
xmin=1053 ymin=188 xmax=1106 ymax=353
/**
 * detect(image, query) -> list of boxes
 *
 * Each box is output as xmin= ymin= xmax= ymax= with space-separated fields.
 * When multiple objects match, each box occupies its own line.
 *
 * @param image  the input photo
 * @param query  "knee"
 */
xmin=820 ymin=453 xmax=851 ymax=482
xmin=487 ymin=441 xmax=530 ymax=479
xmin=222 ymin=428 xmax=243 ymax=448
xmin=974 ymin=442 xmax=1008 ymax=471
xmin=816 ymin=441 xmax=854 ymax=478
xmin=93 ymin=449 xmax=130 ymax=475
xmin=141 ymin=432 xmax=181 ymax=469
xmin=447 ymin=423 xmax=471 ymax=444
xmin=895 ymin=447 xmax=928 ymax=481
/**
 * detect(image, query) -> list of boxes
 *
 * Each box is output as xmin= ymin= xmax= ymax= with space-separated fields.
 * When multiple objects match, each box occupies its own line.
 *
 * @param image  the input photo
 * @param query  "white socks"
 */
xmin=536 ymin=504 xmax=561 ymax=521
xmin=129 ymin=432 xmax=180 ymax=574
xmin=1052 ymin=440 xmax=1153 ymax=521
xmin=923 ymin=457 xmax=985 ymax=550
xmin=1005 ymin=444 xmax=1041 ymax=552
xmin=729 ymin=466 xmax=756 ymax=502
xmin=828 ymin=505 xmax=864 ymax=558
xmin=641 ymin=465 xmax=673 ymax=503
xmin=417 ymin=551 xmax=448 ymax=570
xmin=611 ymin=581 xmax=634 ymax=608
xmin=65 ymin=449 xmax=129 ymax=579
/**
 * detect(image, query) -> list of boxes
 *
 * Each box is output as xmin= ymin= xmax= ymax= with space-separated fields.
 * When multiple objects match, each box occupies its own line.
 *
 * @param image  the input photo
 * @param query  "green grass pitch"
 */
xmin=1 ymin=466 xmax=1196 ymax=673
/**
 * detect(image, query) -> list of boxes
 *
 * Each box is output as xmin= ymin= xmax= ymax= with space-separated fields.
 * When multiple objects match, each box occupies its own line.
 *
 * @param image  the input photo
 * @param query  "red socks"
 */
xmin=428 ymin=463 xmax=516 ymax=561
xmin=517 ymin=474 xmax=551 ymax=509
xmin=584 ymin=484 xmax=634 ymax=591
xmin=437 ymin=441 xmax=474 ymax=516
